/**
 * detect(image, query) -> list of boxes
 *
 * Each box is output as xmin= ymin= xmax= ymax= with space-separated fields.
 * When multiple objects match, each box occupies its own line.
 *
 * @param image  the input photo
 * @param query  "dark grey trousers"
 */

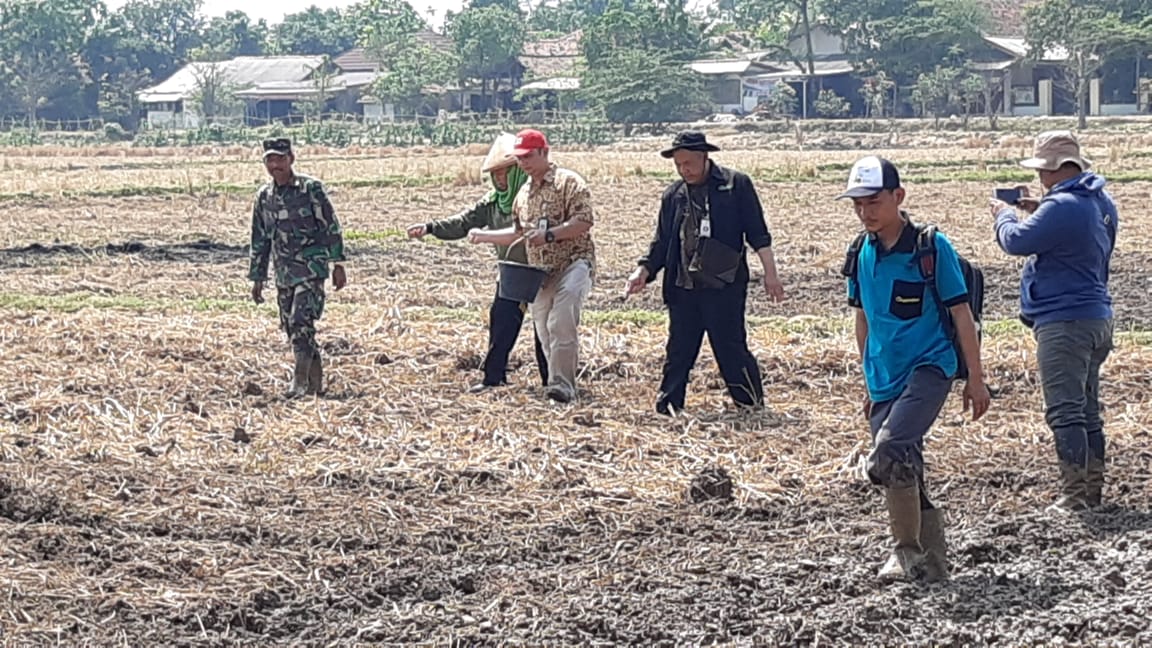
xmin=1034 ymin=319 xmax=1113 ymax=468
xmin=868 ymin=366 xmax=954 ymax=502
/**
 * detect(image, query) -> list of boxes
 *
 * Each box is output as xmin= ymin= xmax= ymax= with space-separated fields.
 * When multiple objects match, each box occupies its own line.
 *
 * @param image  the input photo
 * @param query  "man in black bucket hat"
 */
xmin=659 ymin=130 xmax=721 ymax=158
xmin=626 ymin=130 xmax=785 ymax=415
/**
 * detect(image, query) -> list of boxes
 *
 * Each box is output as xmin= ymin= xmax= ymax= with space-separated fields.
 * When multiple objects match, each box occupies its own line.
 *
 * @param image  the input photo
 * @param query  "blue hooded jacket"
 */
xmin=995 ymin=172 xmax=1118 ymax=327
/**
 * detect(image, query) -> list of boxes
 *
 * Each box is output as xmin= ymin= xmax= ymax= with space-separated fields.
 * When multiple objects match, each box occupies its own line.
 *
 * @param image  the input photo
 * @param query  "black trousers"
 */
xmin=483 ymin=285 xmax=549 ymax=387
xmin=657 ymin=283 xmax=764 ymax=411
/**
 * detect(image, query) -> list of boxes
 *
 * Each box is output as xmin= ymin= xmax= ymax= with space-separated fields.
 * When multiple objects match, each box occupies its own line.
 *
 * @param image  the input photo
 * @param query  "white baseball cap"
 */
xmin=837 ymin=156 xmax=902 ymax=199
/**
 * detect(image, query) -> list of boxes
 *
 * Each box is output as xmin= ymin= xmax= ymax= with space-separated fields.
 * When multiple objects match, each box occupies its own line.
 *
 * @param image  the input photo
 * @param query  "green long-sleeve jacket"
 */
xmin=426 ymin=192 xmax=528 ymax=264
xmin=249 ymin=173 xmax=346 ymax=288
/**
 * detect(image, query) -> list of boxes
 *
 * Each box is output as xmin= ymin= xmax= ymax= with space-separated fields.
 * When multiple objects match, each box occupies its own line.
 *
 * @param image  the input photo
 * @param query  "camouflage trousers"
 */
xmin=277 ymin=280 xmax=326 ymax=354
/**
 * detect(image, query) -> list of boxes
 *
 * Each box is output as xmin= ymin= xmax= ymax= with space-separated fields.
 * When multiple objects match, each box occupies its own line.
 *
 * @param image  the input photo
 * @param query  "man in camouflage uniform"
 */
xmin=249 ymin=137 xmax=348 ymax=398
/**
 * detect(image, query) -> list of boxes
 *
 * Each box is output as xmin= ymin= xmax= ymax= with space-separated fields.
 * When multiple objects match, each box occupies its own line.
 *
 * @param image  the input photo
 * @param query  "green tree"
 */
xmin=189 ymin=59 xmax=242 ymax=124
xmin=578 ymin=0 xmax=705 ymax=126
xmin=822 ymin=0 xmax=988 ymax=89
xmin=197 ymin=10 xmax=268 ymax=58
xmin=766 ymin=81 xmax=798 ymax=120
xmin=467 ymin=0 xmax=522 ymax=13
xmin=447 ymin=5 xmax=525 ymax=111
xmin=528 ymin=0 xmax=611 ymax=33
xmin=357 ymin=0 xmax=427 ymax=48
xmin=814 ymin=88 xmax=850 ymax=118
xmin=359 ymin=0 xmax=457 ymax=115
xmin=955 ymin=70 xmax=985 ymax=127
xmin=580 ymin=0 xmax=701 ymax=65
xmin=911 ymin=65 xmax=989 ymax=127
xmin=300 ymin=55 xmax=338 ymax=121
xmin=102 ymin=0 xmax=203 ymax=83
xmin=84 ymin=0 xmax=205 ymax=126
xmin=581 ymin=47 xmax=706 ymax=129
xmin=369 ymin=41 xmax=458 ymax=114
xmin=858 ymin=71 xmax=895 ymax=119
xmin=708 ymin=0 xmax=819 ymax=83
xmin=1026 ymin=0 xmax=1144 ymax=129
xmin=269 ymin=6 xmax=360 ymax=56
xmin=0 ymin=0 xmax=100 ymax=123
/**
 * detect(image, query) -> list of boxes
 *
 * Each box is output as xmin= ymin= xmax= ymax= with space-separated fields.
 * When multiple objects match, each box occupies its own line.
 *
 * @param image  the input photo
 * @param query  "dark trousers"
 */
xmin=657 ymin=283 xmax=763 ymax=411
xmin=868 ymin=366 xmax=954 ymax=509
xmin=483 ymin=285 xmax=549 ymax=387
xmin=1034 ymin=319 xmax=1113 ymax=468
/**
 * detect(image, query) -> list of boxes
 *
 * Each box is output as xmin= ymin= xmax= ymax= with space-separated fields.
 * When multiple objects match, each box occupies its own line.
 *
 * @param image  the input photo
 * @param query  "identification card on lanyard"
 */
xmin=696 ymin=191 xmax=711 ymax=238
xmin=538 ymin=202 xmax=550 ymax=233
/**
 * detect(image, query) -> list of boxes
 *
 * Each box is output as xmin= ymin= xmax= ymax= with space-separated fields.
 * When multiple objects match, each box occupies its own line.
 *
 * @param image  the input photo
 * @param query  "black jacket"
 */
xmin=638 ymin=162 xmax=772 ymax=304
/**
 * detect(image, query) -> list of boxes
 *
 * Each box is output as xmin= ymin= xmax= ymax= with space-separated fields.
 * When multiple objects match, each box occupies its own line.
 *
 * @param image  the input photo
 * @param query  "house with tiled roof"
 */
xmin=515 ymin=30 xmax=584 ymax=110
xmin=518 ymin=30 xmax=583 ymax=91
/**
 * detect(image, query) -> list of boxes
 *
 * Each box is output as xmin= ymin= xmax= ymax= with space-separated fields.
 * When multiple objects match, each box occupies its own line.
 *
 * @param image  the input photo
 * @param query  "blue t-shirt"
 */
xmin=847 ymin=223 xmax=969 ymax=402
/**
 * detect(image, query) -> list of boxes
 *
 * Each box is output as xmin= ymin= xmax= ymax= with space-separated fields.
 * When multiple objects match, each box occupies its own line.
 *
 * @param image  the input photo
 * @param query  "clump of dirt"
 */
xmin=688 ymin=467 xmax=734 ymax=503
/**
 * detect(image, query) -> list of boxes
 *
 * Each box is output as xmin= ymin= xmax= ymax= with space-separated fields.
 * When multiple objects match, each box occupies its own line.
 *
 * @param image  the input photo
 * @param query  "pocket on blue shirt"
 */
xmin=889 ymin=280 xmax=925 ymax=320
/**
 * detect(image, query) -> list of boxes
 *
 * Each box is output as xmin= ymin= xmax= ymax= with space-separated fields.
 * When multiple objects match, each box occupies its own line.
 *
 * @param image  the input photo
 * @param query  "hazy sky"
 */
xmin=106 ymin=0 xmax=468 ymax=28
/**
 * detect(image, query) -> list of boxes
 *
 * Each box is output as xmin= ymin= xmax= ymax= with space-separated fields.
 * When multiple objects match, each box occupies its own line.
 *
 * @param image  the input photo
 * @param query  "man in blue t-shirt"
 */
xmin=990 ymin=131 xmax=1118 ymax=513
xmin=840 ymin=156 xmax=990 ymax=583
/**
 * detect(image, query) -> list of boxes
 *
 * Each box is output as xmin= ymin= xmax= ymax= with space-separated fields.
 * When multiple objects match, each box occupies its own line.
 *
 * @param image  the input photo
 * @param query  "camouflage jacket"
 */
xmin=248 ymin=173 xmax=346 ymax=288
xmin=425 ymin=193 xmax=528 ymax=264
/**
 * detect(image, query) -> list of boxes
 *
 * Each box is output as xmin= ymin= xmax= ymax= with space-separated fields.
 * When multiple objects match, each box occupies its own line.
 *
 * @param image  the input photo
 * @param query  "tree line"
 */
xmin=2 ymin=0 xmax=1152 ymax=131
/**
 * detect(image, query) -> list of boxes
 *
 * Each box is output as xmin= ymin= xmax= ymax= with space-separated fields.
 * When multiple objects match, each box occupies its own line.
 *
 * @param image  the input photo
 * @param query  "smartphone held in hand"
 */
xmin=994 ymin=187 xmax=1021 ymax=205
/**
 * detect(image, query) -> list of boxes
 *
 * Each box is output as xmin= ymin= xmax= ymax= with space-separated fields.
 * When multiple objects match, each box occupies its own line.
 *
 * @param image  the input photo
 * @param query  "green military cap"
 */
xmin=262 ymin=137 xmax=293 ymax=158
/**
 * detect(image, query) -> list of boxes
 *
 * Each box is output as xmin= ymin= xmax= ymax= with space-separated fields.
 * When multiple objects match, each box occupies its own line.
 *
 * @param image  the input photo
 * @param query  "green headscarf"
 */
xmin=492 ymin=164 xmax=528 ymax=215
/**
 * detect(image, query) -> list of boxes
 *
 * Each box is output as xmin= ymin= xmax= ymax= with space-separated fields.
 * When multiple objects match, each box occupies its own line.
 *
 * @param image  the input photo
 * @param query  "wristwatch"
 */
xmin=544 ymin=230 xmax=556 ymax=244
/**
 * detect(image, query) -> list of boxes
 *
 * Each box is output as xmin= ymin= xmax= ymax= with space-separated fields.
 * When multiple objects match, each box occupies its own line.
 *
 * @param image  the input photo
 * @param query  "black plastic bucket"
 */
xmin=497 ymin=261 xmax=548 ymax=303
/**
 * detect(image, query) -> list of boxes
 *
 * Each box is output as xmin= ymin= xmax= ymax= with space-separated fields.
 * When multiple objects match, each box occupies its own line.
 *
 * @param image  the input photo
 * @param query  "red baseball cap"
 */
xmin=511 ymin=128 xmax=548 ymax=156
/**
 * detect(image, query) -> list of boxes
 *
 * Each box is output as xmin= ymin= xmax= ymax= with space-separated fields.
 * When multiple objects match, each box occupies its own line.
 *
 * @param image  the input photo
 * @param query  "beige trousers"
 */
xmin=529 ymin=260 xmax=593 ymax=399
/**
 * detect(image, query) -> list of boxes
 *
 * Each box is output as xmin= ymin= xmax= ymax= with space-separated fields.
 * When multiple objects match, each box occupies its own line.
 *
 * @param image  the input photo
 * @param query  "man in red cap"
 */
xmin=470 ymin=128 xmax=596 ymax=403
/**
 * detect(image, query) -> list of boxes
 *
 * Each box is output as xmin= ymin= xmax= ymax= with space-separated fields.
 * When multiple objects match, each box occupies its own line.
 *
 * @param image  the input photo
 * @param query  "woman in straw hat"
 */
xmin=407 ymin=133 xmax=548 ymax=393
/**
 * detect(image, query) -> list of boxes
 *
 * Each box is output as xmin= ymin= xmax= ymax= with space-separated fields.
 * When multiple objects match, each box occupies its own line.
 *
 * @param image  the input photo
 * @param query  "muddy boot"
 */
xmin=919 ymin=508 xmax=949 ymax=583
xmin=877 ymin=484 xmax=925 ymax=582
xmin=1049 ymin=462 xmax=1090 ymax=513
xmin=284 ymin=349 xmax=312 ymax=399
xmin=307 ymin=351 xmax=323 ymax=395
xmin=1085 ymin=456 xmax=1105 ymax=508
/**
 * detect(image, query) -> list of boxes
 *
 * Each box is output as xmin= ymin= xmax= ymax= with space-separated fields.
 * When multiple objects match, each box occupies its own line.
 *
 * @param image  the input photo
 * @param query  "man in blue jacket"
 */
xmin=991 ymin=131 xmax=1118 ymax=512
xmin=624 ymin=131 xmax=785 ymax=415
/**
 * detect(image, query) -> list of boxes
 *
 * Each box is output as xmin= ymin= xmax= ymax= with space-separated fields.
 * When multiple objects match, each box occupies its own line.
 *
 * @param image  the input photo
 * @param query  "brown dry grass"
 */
xmin=1 ymin=136 xmax=1151 ymax=645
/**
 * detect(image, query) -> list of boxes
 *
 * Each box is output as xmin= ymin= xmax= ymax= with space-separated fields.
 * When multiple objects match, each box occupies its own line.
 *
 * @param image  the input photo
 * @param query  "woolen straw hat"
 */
xmin=481 ymin=132 xmax=518 ymax=173
xmin=1019 ymin=130 xmax=1092 ymax=171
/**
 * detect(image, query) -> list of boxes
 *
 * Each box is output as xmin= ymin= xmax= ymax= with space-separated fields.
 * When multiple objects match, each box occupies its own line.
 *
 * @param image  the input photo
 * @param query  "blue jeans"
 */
xmin=1034 ymin=319 xmax=1113 ymax=468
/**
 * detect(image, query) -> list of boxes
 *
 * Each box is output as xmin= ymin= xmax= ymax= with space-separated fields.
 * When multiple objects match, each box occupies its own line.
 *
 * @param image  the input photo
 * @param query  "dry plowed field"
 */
xmin=1 ymin=132 xmax=1151 ymax=646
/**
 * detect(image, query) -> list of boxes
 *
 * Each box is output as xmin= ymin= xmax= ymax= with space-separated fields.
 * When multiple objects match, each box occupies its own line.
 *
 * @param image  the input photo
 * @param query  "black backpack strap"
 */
xmin=914 ymin=222 xmax=956 ymax=337
xmin=841 ymin=231 xmax=868 ymax=280
xmin=914 ymin=223 xmax=938 ymax=281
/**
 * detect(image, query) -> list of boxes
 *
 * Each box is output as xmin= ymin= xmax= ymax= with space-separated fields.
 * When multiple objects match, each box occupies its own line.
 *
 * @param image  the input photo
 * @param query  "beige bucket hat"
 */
xmin=481 ymin=132 xmax=518 ymax=173
xmin=1019 ymin=130 xmax=1092 ymax=171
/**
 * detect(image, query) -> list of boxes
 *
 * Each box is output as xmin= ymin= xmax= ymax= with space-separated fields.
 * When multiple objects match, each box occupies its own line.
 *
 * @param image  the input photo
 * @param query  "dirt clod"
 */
xmin=688 ymin=467 xmax=734 ymax=503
